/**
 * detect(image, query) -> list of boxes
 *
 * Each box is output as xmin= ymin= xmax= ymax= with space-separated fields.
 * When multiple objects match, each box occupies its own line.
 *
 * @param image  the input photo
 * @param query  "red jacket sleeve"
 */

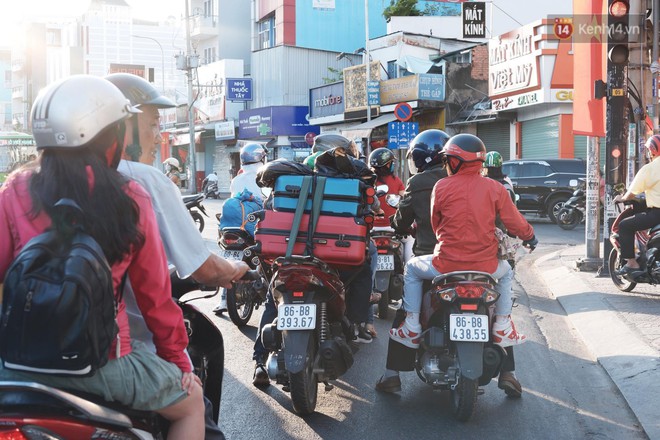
xmin=126 ymin=182 xmax=191 ymax=372
xmin=496 ymin=185 xmax=534 ymax=240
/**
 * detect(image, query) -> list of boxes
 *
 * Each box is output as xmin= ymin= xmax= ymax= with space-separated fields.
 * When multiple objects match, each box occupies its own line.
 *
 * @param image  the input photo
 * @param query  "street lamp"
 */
xmin=131 ymin=34 xmax=165 ymax=92
xmin=336 ymin=52 xmax=354 ymax=66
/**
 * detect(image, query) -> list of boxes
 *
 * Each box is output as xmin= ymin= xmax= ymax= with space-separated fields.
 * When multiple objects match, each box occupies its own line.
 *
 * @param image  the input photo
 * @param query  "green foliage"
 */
xmin=322 ymin=67 xmax=343 ymax=84
xmin=383 ymin=0 xmax=422 ymax=22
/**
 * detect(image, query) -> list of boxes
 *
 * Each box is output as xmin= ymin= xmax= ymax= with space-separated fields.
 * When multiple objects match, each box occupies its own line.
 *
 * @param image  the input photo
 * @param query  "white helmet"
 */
xmin=31 ymin=75 xmax=140 ymax=149
xmin=163 ymin=157 xmax=180 ymax=171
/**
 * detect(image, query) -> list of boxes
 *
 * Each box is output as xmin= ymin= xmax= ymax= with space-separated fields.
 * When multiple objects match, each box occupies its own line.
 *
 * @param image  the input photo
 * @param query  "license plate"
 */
xmin=277 ymin=304 xmax=316 ymax=330
xmin=376 ymin=254 xmax=394 ymax=271
xmin=449 ymin=314 xmax=489 ymax=342
xmin=221 ymin=250 xmax=243 ymax=261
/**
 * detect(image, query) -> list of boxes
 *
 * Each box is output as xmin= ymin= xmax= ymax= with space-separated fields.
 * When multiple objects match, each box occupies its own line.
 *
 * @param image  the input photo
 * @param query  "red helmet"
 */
xmin=441 ymin=134 xmax=486 ymax=174
xmin=645 ymin=134 xmax=660 ymax=157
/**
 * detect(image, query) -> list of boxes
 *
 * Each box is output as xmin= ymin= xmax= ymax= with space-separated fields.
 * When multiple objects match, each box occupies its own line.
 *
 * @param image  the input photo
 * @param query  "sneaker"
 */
xmin=498 ymin=371 xmax=522 ymax=398
xmin=213 ymin=299 xmax=228 ymax=316
xmin=355 ymin=324 xmax=373 ymax=344
xmin=389 ymin=320 xmax=422 ymax=349
xmin=492 ymin=316 xmax=526 ymax=348
xmin=252 ymin=363 xmax=270 ymax=388
xmin=365 ymin=323 xmax=377 ymax=338
xmin=375 ymin=375 xmax=401 ymax=393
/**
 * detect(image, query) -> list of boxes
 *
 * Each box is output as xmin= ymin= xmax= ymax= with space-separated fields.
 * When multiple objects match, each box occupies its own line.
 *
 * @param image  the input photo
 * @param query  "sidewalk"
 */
xmin=536 ymin=245 xmax=660 ymax=440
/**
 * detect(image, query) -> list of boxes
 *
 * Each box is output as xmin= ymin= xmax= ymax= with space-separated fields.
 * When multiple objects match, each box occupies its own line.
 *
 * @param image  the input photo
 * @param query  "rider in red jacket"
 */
xmin=376 ymin=133 xmax=538 ymax=393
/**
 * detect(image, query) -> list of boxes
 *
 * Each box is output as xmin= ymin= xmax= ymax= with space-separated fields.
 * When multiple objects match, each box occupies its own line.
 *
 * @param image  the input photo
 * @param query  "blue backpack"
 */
xmin=220 ymin=189 xmax=263 ymax=237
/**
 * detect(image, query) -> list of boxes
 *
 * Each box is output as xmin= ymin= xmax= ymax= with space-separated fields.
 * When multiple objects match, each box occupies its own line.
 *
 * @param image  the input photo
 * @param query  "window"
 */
xmin=258 ymin=16 xmax=275 ymax=49
xmin=4 ymin=104 xmax=11 ymax=125
xmin=204 ymin=0 xmax=214 ymax=17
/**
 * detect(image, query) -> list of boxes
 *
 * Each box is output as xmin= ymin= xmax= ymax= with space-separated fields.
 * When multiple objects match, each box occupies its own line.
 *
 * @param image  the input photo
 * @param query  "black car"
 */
xmin=502 ymin=159 xmax=586 ymax=223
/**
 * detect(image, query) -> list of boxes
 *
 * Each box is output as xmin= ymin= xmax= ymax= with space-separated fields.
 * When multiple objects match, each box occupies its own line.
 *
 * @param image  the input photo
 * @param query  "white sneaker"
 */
xmin=213 ymin=298 xmax=227 ymax=315
xmin=492 ymin=316 xmax=526 ymax=347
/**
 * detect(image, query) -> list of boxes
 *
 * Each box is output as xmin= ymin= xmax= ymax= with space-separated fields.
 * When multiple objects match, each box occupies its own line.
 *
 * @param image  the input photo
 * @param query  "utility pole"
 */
xmin=185 ymin=0 xmax=198 ymax=193
xmin=364 ymin=0 xmax=371 ymax=123
xmin=601 ymin=0 xmax=630 ymax=275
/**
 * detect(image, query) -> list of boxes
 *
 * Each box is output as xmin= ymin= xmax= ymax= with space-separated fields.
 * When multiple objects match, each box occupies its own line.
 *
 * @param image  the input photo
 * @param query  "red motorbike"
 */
xmin=608 ymin=198 xmax=660 ymax=292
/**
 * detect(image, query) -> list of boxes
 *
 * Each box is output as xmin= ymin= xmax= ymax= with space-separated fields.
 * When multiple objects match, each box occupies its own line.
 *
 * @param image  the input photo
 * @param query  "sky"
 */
xmin=0 ymin=0 xmax=185 ymax=46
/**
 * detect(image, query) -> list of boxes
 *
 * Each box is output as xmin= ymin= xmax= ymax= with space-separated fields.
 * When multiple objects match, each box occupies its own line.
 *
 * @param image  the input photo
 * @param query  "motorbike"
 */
xmin=203 ymin=179 xmax=220 ymax=199
xmin=372 ymin=192 xmax=405 ymax=320
xmin=183 ymin=193 xmax=208 ymax=232
xmin=556 ymin=178 xmax=586 ymax=230
xmin=608 ymin=197 xmax=660 ymax=292
xmin=216 ymin=213 xmax=269 ymax=327
xmin=0 ymin=270 xmax=260 ymax=438
xmin=414 ymin=271 xmax=508 ymax=422
xmin=245 ymin=248 xmax=355 ymax=415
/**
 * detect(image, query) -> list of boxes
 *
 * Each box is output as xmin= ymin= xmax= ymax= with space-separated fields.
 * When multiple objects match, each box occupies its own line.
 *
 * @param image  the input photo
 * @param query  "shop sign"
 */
xmin=108 ymin=63 xmax=145 ymax=78
xmin=214 ymin=120 xmax=235 ymax=141
xmin=226 ymin=78 xmax=253 ymax=101
xmin=462 ymin=2 xmax=486 ymax=38
xmin=418 ymin=74 xmax=445 ymax=101
xmin=380 ymin=76 xmax=419 ymax=105
xmin=492 ymin=90 xmax=543 ymax=111
xmin=309 ymin=82 xmax=345 ymax=118
xmin=552 ymin=90 xmax=574 ymax=102
xmin=238 ymin=106 xmax=320 ymax=139
xmin=488 ymin=23 xmax=539 ymax=97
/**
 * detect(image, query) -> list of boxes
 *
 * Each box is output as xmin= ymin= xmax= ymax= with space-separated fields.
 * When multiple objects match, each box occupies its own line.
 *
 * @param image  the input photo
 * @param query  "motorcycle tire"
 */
xmin=377 ymin=289 xmax=389 ymax=320
xmin=608 ymin=248 xmax=636 ymax=292
xmin=191 ymin=211 xmax=204 ymax=233
xmin=289 ymin=334 xmax=318 ymax=415
xmin=450 ymin=375 xmax=478 ymax=422
xmin=226 ymin=283 xmax=255 ymax=327
xmin=557 ymin=208 xmax=582 ymax=230
xmin=546 ymin=196 xmax=568 ymax=224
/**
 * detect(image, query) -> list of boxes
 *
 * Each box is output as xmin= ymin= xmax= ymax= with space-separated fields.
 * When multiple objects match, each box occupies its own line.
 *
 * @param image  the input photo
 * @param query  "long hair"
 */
xmin=29 ymin=126 xmax=144 ymax=264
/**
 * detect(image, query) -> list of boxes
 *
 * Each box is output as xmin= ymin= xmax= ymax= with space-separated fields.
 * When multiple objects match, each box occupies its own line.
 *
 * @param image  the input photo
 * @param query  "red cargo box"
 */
xmin=255 ymin=210 xmax=367 ymax=267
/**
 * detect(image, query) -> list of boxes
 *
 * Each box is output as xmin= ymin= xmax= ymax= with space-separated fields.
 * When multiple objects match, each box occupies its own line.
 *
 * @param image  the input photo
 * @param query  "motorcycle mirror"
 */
xmin=386 ymin=194 xmax=401 ymax=208
xmin=375 ymin=184 xmax=389 ymax=198
xmin=613 ymin=183 xmax=626 ymax=195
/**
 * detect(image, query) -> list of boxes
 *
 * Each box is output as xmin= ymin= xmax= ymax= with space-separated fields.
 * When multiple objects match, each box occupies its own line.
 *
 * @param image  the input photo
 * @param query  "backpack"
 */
xmin=0 ymin=199 xmax=121 ymax=377
xmin=219 ymin=189 xmax=264 ymax=237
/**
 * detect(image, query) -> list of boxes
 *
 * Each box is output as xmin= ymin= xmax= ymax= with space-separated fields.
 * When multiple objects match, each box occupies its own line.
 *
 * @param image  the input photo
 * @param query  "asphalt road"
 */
xmin=189 ymin=200 xmax=646 ymax=440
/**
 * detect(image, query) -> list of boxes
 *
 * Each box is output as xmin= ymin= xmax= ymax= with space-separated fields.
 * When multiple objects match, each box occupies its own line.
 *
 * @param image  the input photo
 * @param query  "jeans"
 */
xmin=402 ymin=256 xmax=514 ymax=317
xmin=253 ymin=290 xmax=277 ymax=363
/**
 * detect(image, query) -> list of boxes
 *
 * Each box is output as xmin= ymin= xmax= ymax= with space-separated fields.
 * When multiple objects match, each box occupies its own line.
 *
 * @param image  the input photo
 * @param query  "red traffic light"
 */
xmin=609 ymin=0 xmax=629 ymax=17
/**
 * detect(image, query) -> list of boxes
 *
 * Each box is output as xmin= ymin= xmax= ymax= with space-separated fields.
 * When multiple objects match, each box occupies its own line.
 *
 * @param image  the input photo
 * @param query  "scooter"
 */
xmin=414 ymin=271 xmax=507 ymax=422
xmin=556 ymin=178 xmax=586 ymax=230
xmin=182 ymin=193 xmax=208 ymax=232
xmin=0 ymin=270 xmax=259 ymax=436
xmin=203 ymin=180 xmax=220 ymax=199
xmin=608 ymin=197 xmax=660 ymax=292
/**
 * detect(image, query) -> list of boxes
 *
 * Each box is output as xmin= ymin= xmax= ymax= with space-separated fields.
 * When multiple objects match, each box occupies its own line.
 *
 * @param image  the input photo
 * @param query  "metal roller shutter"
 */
xmin=574 ymin=134 xmax=606 ymax=166
xmin=477 ymin=121 xmax=510 ymax=161
xmin=521 ymin=116 xmax=559 ymax=159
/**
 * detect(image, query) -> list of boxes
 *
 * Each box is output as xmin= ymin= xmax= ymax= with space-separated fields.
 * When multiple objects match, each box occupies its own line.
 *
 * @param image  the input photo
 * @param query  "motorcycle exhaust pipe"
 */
xmin=261 ymin=322 xmax=281 ymax=352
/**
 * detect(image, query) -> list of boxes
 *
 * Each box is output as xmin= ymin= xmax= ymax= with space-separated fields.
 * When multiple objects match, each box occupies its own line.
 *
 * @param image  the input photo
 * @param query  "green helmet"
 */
xmin=484 ymin=151 xmax=503 ymax=168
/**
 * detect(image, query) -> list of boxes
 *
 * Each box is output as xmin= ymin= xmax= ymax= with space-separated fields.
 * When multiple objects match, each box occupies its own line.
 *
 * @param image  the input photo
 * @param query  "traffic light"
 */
xmin=608 ymin=0 xmax=630 ymax=64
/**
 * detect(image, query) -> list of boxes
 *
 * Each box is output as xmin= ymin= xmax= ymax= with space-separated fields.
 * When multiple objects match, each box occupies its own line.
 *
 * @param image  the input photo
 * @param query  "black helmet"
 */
xmin=369 ymin=147 xmax=395 ymax=170
xmin=105 ymin=73 xmax=176 ymax=108
xmin=406 ymin=129 xmax=450 ymax=174
xmin=313 ymin=133 xmax=350 ymax=153
xmin=442 ymin=133 xmax=486 ymax=174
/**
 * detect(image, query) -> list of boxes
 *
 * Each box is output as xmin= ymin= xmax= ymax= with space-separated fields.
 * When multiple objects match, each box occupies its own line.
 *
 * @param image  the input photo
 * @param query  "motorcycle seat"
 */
xmin=182 ymin=194 xmax=204 ymax=204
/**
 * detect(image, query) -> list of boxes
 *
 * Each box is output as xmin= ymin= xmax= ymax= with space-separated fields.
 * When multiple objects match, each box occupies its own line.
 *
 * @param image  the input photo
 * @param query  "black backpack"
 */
xmin=0 ymin=199 xmax=121 ymax=376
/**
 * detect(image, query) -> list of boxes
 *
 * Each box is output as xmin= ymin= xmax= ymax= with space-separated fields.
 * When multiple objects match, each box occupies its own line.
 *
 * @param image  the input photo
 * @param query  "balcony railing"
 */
xmin=191 ymin=15 xmax=218 ymax=40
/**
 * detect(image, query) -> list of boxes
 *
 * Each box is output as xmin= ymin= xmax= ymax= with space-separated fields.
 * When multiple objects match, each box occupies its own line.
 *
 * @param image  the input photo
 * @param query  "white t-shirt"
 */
xmin=118 ymin=160 xmax=211 ymax=351
xmin=230 ymin=162 xmax=270 ymax=199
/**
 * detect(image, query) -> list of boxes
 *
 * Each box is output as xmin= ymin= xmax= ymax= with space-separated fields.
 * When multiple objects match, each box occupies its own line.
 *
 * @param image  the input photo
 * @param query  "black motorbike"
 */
xmin=0 ymin=270 xmax=259 ymax=437
xmin=203 ymin=179 xmax=220 ymax=199
xmin=556 ymin=179 xmax=586 ymax=230
xmin=216 ymin=213 xmax=268 ymax=327
xmin=183 ymin=193 xmax=208 ymax=232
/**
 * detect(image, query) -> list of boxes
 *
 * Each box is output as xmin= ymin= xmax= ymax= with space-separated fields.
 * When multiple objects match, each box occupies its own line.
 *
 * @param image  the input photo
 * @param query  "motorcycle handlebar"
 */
xmin=241 ymin=270 xmax=261 ymax=281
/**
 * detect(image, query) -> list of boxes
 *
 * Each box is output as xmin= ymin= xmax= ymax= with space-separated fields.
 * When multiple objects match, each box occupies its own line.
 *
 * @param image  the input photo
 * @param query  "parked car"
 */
xmin=501 ymin=159 xmax=586 ymax=223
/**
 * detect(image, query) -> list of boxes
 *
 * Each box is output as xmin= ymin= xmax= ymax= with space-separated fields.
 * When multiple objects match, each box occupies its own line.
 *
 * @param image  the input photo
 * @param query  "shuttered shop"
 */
xmin=574 ymin=135 xmax=606 ymax=166
xmin=477 ymin=122 xmax=510 ymax=161
xmin=521 ymin=116 xmax=559 ymax=159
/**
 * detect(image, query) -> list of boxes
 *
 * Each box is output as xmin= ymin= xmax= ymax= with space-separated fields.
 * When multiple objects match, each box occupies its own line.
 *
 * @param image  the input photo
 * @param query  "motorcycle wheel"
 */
xmin=608 ymin=248 xmax=637 ymax=292
xmin=226 ymin=283 xmax=255 ymax=327
xmin=450 ymin=375 xmax=478 ymax=422
xmin=191 ymin=211 xmax=204 ymax=233
xmin=557 ymin=208 xmax=582 ymax=230
xmin=289 ymin=334 xmax=318 ymax=415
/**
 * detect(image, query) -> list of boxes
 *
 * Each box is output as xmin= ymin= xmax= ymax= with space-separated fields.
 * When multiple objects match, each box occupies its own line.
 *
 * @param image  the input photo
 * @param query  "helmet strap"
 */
xmin=124 ymin=117 xmax=142 ymax=162
xmin=448 ymin=156 xmax=462 ymax=175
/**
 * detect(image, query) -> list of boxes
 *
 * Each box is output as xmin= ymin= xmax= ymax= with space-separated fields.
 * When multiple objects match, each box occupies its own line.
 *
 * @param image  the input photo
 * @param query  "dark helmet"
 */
xmin=406 ymin=129 xmax=450 ymax=174
xmin=645 ymin=134 xmax=660 ymax=157
xmin=442 ymin=133 xmax=486 ymax=174
xmin=105 ymin=73 xmax=176 ymax=108
xmin=369 ymin=148 xmax=395 ymax=172
xmin=240 ymin=143 xmax=268 ymax=165
xmin=313 ymin=133 xmax=350 ymax=153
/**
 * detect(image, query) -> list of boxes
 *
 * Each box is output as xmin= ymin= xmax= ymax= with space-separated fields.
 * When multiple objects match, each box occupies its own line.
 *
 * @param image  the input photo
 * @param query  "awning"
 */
xmin=341 ymin=113 xmax=399 ymax=139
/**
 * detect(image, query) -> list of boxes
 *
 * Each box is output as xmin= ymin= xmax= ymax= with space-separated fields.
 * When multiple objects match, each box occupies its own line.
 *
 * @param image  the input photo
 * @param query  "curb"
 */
xmin=535 ymin=249 xmax=660 ymax=440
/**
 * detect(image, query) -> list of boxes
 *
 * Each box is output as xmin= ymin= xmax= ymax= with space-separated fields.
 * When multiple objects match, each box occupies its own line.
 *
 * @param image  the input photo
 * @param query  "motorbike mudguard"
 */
xmin=373 ymin=271 xmax=391 ymax=293
xmin=282 ymin=330 xmax=314 ymax=374
xmin=455 ymin=342 xmax=484 ymax=380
